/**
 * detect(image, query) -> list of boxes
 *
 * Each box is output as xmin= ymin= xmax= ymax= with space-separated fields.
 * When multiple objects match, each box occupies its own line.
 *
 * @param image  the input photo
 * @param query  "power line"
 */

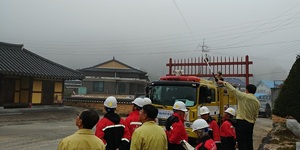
xmin=2 ymin=13 xmax=298 ymax=47
xmin=205 ymin=19 xmax=300 ymax=43
xmin=1 ymin=10 xmax=299 ymax=50
xmin=220 ymin=12 xmax=300 ymax=47
xmin=210 ymin=39 xmax=300 ymax=51
xmin=33 ymin=39 xmax=300 ymax=58
xmin=254 ymin=71 xmax=288 ymax=77
xmin=216 ymin=2 xmax=300 ymax=47
xmin=2 ymin=18 xmax=299 ymax=53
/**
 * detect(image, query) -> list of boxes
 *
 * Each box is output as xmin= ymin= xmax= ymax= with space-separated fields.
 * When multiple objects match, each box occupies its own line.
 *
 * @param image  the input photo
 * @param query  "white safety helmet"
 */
xmin=192 ymin=119 xmax=209 ymax=132
xmin=199 ymin=106 xmax=210 ymax=115
xmin=144 ymin=97 xmax=152 ymax=105
xmin=225 ymin=107 xmax=236 ymax=116
xmin=104 ymin=96 xmax=117 ymax=108
xmin=132 ymin=97 xmax=145 ymax=107
xmin=173 ymin=101 xmax=188 ymax=112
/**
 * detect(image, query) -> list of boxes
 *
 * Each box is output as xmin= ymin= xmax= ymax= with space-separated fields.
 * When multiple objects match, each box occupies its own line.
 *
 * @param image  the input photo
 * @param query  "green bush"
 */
xmin=273 ymin=55 xmax=300 ymax=122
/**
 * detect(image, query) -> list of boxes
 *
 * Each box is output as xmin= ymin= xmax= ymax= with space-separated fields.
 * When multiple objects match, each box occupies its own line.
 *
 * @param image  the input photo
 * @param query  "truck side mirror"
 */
xmin=145 ymin=86 xmax=152 ymax=97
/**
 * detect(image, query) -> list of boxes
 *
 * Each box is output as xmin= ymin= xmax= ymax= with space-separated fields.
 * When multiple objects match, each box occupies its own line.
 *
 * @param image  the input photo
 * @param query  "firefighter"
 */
xmin=124 ymin=97 xmax=150 ymax=138
xmin=192 ymin=119 xmax=217 ymax=150
xmin=199 ymin=106 xmax=221 ymax=149
xmin=95 ymin=96 xmax=130 ymax=150
xmin=165 ymin=101 xmax=188 ymax=150
xmin=220 ymin=107 xmax=236 ymax=150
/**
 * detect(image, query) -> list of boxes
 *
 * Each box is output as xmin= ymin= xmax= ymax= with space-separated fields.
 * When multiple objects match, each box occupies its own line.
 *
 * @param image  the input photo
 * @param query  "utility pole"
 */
xmin=201 ymin=39 xmax=209 ymax=53
xmin=199 ymin=39 xmax=211 ymax=75
xmin=201 ymin=39 xmax=210 ymax=62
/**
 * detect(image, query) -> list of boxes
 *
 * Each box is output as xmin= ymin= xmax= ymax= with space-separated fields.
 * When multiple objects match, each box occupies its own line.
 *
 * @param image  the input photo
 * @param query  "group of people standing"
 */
xmin=58 ymin=96 xmax=167 ymax=150
xmin=58 ymin=80 xmax=260 ymax=150
xmin=166 ymin=79 xmax=260 ymax=150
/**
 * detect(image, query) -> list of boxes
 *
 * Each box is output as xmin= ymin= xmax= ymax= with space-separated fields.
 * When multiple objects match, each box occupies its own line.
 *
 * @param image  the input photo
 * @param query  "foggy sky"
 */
xmin=0 ymin=0 xmax=299 ymax=83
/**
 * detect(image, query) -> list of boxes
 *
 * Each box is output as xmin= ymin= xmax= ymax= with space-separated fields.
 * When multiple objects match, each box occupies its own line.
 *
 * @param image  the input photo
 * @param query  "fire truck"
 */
xmin=146 ymin=71 xmax=237 ymax=142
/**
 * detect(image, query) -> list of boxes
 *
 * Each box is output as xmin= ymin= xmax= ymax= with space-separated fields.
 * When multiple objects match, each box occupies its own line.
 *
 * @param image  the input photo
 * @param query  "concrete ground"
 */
xmin=254 ymin=117 xmax=273 ymax=150
xmin=0 ymin=105 xmax=86 ymax=150
xmin=0 ymin=105 xmax=273 ymax=150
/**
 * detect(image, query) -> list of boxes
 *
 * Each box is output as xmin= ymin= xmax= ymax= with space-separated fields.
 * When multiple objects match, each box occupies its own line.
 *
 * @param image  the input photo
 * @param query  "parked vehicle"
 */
xmin=146 ymin=70 xmax=238 ymax=143
xmin=258 ymin=99 xmax=272 ymax=118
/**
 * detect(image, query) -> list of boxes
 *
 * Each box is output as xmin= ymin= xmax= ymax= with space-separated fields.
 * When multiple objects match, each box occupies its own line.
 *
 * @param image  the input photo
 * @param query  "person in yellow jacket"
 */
xmin=58 ymin=109 xmax=105 ymax=150
xmin=218 ymin=80 xmax=260 ymax=150
xmin=130 ymin=104 xmax=168 ymax=150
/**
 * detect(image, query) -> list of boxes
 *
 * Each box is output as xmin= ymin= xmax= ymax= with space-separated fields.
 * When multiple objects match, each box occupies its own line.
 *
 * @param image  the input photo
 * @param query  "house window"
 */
xmin=93 ymin=81 xmax=104 ymax=92
xmin=118 ymin=83 xmax=126 ymax=94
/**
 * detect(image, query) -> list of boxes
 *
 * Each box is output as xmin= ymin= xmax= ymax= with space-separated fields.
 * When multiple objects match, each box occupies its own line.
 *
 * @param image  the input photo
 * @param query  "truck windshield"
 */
xmin=150 ymin=85 xmax=197 ymax=106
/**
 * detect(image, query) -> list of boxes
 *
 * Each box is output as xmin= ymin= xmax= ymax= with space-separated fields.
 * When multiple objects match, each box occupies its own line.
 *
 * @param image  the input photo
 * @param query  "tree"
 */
xmin=273 ymin=55 xmax=300 ymax=122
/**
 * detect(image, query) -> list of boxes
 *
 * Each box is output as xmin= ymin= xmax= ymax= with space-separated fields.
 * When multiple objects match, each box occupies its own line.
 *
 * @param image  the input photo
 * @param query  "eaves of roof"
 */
xmin=0 ymin=41 xmax=85 ymax=80
xmin=260 ymin=80 xmax=284 ymax=88
xmin=224 ymin=78 xmax=246 ymax=86
xmin=78 ymin=67 xmax=146 ymax=74
xmin=207 ymin=77 xmax=246 ymax=86
xmin=80 ymin=58 xmax=147 ymax=74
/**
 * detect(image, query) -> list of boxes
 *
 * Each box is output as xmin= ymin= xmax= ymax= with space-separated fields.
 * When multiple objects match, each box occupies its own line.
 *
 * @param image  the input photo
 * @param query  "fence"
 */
xmin=166 ymin=55 xmax=253 ymax=85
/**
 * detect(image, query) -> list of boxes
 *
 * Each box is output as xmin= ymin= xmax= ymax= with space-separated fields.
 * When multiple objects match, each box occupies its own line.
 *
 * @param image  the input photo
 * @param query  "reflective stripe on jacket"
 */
xmin=95 ymin=116 xmax=130 ymax=144
xmin=166 ymin=112 xmax=188 ymax=145
xmin=124 ymin=110 xmax=141 ymax=139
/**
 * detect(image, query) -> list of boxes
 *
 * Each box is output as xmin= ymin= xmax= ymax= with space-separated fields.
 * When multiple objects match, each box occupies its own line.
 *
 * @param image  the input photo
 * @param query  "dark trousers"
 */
xmin=236 ymin=119 xmax=254 ymax=150
xmin=221 ymin=137 xmax=235 ymax=150
xmin=168 ymin=143 xmax=185 ymax=150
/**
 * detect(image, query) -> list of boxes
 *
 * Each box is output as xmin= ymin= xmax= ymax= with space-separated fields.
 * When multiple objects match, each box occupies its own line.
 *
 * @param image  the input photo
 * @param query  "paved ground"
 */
xmin=0 ymin=105 xmax=273 ymax=150
xmin=0 ymin=105 xmax=86 ymax=150
xmin=0 ymin=105 xmax=85 ymax=123
xmin=254 ymin=117 xmax=273 ymax=150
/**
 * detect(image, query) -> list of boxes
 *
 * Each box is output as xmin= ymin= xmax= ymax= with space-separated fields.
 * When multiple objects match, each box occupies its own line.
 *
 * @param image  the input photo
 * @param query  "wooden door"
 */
xmin=0 ymin=78 xmax=15 ymax=105
xmin=42 ymin=81 xmax=54 ymax=104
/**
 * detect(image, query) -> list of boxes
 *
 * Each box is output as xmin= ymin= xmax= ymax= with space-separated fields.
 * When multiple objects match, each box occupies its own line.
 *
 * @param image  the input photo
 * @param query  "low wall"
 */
xmin=63 ymin=101 xmax=132 ymax=116
xmin=3 ymin=103 xmax=29 ymax=108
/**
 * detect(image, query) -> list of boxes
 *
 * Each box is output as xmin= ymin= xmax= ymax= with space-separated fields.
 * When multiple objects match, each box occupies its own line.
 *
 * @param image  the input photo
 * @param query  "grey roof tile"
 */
xmin=0 ymin=41 xmax=84 ymax=80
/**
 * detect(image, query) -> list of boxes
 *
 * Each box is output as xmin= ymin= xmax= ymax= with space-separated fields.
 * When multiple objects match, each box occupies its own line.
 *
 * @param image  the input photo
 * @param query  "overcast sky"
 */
xmin=1 ymin=0 xmax=299 ymax=82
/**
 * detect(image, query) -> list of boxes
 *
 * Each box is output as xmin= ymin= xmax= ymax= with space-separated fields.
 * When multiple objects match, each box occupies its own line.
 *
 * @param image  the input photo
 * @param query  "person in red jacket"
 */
xmin=199 ymin=106 xmax=221 ymax=150
xmin=124 ymin=97 xmax=151 ymax=139
xmin=220 ymin=107 xmax=236 ymax=150
xmin=192 ymin=119 xmax=217 ymax=150
xmin=95 ymin=96 xmax=130 ymax=150
xmin=165 ymin=101 xmax=188 ymax=150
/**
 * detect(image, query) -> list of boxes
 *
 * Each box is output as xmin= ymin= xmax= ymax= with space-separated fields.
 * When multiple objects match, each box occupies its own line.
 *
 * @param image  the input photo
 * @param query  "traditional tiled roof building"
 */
xmin=0 ymin=41 xmax=84 ymax=107
xmin=76 ymin=57 xmax=149 ymax=99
